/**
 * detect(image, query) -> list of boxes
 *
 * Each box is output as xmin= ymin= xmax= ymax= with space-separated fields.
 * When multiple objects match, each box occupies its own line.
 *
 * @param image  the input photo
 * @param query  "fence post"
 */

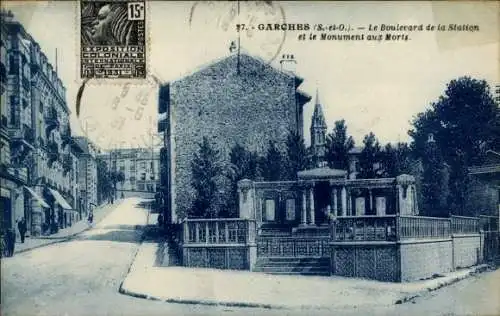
xmin=183 ymin=220 xmax=188 ymax=243
xmin=205 ymin=222 xmax=209 ymax=244
xmin=395 ymin=214 xmax=401 ymax=241
xmin=195 ymin=222 xmax=199 ymax=243
xmin=215 ymin=221 xmax=219 ymax=243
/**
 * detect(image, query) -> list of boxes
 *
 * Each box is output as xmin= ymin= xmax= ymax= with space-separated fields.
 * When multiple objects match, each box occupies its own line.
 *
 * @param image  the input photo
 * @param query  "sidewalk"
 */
xmin=120 ymin=242 xmax=492 ymax=310
xmin=13 ymin=200 xmax=123 ymax=254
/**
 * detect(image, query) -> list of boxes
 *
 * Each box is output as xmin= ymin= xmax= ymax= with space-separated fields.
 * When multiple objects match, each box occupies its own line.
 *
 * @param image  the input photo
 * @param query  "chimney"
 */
xmin=280 ymin=54 xmax=297 ymax=73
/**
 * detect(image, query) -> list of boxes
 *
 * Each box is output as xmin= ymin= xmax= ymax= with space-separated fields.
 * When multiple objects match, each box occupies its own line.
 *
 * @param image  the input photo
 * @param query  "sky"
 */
xmin=2 ymin=1 xmax=498 ymax=150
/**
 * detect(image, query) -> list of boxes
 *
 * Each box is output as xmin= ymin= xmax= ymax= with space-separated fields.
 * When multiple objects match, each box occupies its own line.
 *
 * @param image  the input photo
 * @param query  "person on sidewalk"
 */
xmin=157 ymin=213 xmax=164 ymax=228
xmin=17 ymin=217 xmax=27 ymax=243
xmin=88 ymin=210 xmax=94 ymax=227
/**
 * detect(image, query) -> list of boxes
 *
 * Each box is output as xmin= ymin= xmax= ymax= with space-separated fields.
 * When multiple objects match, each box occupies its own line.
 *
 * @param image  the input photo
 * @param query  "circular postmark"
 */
xmin=76 ymin=73 xmax=164 ymax=150
xmin=189 ymin=1 xmax=287 ymax=64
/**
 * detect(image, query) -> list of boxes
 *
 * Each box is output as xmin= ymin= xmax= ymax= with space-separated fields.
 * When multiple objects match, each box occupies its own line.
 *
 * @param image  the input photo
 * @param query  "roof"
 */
xmin=297 ymin=167 xmax=347 ymax=180
xmin=168 ymin=52 xmax=309 ymax=96
xmin=311 ymin=89 xmax=327 ymax=129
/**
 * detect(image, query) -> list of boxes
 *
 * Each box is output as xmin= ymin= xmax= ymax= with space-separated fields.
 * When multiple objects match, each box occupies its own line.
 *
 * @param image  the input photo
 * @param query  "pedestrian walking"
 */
xmin=157 ymin=213 xmax=164 ymax=228
xmin=88 ymin=210 xmax=94 ymax=227
xmin=17 ymin=217 xmax=27 ymax=243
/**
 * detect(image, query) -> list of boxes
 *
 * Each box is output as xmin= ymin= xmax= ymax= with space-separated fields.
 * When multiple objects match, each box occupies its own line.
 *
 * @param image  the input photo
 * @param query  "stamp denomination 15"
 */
xmin=80 ymin=0 xmax=146 ymax=79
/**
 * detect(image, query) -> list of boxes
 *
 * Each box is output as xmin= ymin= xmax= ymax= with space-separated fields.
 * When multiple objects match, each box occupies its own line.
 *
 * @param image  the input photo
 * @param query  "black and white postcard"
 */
xmin=0 ymin=1 xmax=498 ymax=316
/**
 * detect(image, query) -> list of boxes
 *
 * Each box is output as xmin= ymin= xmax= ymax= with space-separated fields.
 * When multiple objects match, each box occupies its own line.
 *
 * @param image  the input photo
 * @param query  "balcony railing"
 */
xmin=47 ymin=141 xmax=59 ymax=167
xmin=183 ymin=218 xmax=256 ymax=245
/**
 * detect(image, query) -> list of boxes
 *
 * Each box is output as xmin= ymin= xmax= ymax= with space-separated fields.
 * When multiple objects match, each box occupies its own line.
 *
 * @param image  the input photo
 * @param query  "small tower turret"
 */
xmin=310 ymin=89 xmax=327 ymax=167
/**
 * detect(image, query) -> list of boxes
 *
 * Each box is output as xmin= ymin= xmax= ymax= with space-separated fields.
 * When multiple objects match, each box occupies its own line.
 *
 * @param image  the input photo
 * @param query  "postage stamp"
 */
xmin=80 ymin=0 xmax=146 ymax=79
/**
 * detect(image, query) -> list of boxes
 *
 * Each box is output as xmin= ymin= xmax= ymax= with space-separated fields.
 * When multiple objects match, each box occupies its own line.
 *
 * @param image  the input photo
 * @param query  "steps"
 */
xmin=254 ymin=257 xmax=331 ymax=276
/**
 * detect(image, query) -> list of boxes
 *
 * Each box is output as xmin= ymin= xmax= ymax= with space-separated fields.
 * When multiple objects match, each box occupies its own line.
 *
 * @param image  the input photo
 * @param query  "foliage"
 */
xmin=190 ymin=137 xmax=222 ymax=218
xmin=96 ymin=158 xmax=113 ymax=204
xmin=284 ymin=131 xmax=310 ymax=180
xmin=358 ymin=132 xmax=382 ymax=178
xmin=222 ymin=143 xmax=259 ymax=218
xmin=409 ymin=77 xmax=499 ymax=215
xmin=420 ymin=139 xmax=450 ymax=217
xmin=325 ymin=120 xmax=355 ymax=170
xmin=260 ymin=140 xmax=283 ymax=181
xmin=380 ymin=142 xmax=413 ymax=177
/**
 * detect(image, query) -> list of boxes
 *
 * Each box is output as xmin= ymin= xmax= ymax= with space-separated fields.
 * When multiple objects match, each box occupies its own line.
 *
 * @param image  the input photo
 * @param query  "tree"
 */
xmin=284 ymin=131 xmax=310 ymax=180
xmin=110 ymin=170 xmax=125 ymax=200
xmin=380 ymin=142 xmax=412 ymax=177
xmin=409 ymin=77 xmax=499 ymax=214
xmin=260 ymin=140 xmax=283 ymax=181
xmin=325 ymin=120 xmax=355 ymax=170
xmin=421 ymin=138 xmax=450 ymax=217
xmin=222 ymin=143 xmax=259 ymax=217
xmin=358 ymin=132 xmax=382 ymax=178
xmin=96 ymin=158 xmax=113 ymax=204
xmin=190 ymin=137 xmax=222 ymax=218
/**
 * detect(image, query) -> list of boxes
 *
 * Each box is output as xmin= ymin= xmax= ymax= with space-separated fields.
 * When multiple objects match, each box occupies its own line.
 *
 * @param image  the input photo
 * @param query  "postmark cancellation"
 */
xmin=80 ymin=0 xmax=146 ymax=79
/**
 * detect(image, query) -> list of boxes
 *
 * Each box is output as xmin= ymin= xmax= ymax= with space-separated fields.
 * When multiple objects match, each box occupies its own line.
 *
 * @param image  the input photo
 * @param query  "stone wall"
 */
xmin=183 ymin=246 xmax=250 ymax=270
xmin=400 ymin=239 xmax=453 ymax=282
xmin=169 ymin=54 xmax=303 ymax=218
xmin=452 ymin=234 xmax=481 ymax=269
xmin=331 ymin=243 xmax=400 ymax=282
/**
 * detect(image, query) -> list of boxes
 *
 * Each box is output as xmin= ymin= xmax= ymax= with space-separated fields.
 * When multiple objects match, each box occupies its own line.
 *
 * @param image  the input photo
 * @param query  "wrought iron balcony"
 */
xmin=47 ymin=140 xmax=60 ymax=167
xmin=62 ymin=153 xmax=73 ymax=175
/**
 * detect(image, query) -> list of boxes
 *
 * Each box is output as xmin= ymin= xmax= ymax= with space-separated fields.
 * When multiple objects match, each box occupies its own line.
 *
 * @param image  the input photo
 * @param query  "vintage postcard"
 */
xmin=0 ymin=1 xmax=498 ymax=316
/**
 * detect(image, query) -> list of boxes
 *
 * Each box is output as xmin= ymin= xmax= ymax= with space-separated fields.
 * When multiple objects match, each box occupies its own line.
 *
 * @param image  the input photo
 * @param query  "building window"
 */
xmin=39 ymin=101 xmax=43 ymax=113
xmin=265 ymin=199 xmax=275 ymax=221
xmin=286 ymin=199 xmax=295 ymax=221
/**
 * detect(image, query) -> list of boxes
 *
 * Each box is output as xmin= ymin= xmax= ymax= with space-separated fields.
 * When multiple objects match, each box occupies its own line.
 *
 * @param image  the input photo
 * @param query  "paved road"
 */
xmin=2 ymin=198 xmax=498 ymax=316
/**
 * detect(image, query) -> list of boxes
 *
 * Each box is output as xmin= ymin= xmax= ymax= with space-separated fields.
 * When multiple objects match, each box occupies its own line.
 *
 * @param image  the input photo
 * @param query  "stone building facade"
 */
xmin=158 ymin=53 xmax=311 ymax=223
xmin=2 ymin=11 xmax=77 ymax=236
xmin=98 ymin=148 xmax=160 ymax=198
xmin=72 ymin=137 xmax=98 ymax=217
xmin=1 ymin=16 xmax=29 ymax=238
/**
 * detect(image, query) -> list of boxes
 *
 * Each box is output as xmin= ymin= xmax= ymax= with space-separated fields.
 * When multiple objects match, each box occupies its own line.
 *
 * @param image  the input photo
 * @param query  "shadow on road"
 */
xmin=80 ymin=229 xmax=143 ymax=243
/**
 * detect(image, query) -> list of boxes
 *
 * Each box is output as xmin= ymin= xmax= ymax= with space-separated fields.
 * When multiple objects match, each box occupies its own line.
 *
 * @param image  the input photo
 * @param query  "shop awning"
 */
xmin=48 ymin=188 xmax=73 ymax=210
xmin=24 ymin=186 xmax=50 ymax=208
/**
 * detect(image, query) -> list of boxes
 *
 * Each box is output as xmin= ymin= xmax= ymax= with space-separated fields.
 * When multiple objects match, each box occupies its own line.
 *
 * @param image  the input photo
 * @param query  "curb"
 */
xmin=117 ymin=227 xmax=283 ymax=310
xmin=13 ymin=203 xmax=118 ymax=255
xmin=118 ymin=286 xmax=280 ymax=310
xmin=394 ymin=264 xmax=492 ymax=304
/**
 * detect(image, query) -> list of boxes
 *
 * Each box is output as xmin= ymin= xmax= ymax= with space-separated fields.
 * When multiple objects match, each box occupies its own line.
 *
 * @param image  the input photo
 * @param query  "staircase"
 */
xmin=254 ymin=257 xmax=330 ymax=276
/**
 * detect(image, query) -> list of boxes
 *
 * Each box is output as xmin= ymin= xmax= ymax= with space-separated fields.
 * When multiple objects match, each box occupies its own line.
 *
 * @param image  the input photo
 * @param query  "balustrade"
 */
xmin=397 ymin=215 xmax=451 ymax=239
xmin=183 ymin=218 xmax=256 ymax=245
xmin=331 ymin=215 xmax=397 ymax=241
xmin=451 ymin=215 xmax=480 ymax=234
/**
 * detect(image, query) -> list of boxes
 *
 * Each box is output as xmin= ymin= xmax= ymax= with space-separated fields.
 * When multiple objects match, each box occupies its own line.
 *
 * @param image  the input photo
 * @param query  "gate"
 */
xmin=483 ymin=231 xmax=499 ymax=262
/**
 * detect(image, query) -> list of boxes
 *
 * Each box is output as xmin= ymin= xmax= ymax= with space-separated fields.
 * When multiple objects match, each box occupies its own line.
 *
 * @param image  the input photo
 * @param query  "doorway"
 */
xmin=314 ymin=181 xmax=330 ymax=225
